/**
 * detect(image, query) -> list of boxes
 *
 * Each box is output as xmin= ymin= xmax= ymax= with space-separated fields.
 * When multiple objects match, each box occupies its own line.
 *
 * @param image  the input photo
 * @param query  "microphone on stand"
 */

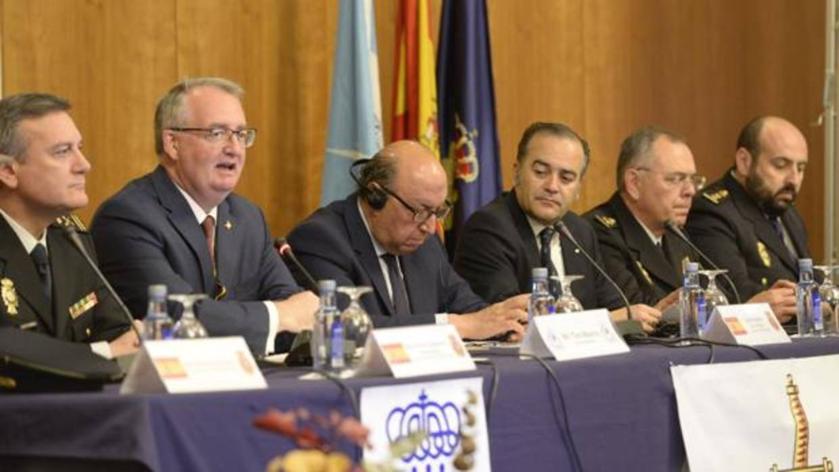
xmin=665 ymin=221 xmax=741 ymax=304
xmin=62 ymin=225 xmax=143 ymax=345
xmin=554 ymin=221 xmax=643 ymax=337
xmin=273 ymin=237 xmax=319 ymax=292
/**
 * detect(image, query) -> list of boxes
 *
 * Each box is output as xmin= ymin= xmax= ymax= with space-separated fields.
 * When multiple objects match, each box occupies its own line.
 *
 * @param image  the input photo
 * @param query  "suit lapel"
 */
xmin=214 ymin=199 xmax=237 ymax=291
xmin=505 ymin=192 xmax=541 ymax=270
xmin=151 ymin=167 xmax=215 ymax=293
xmin=783 ymin=209 xmax=809 ymax=260
xmin=610 ymin=195 xmax=680 ymax=288
xmin=48 ymin=226 xmax=78 ymax=337
xmin=345 ymin=200 xmax=395 ymax=317
xmin=0 ymin=217 xmax=53 ymax=333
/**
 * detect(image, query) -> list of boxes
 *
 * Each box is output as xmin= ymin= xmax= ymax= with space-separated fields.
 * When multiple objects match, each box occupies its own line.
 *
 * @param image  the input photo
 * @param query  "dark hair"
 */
xmin=516 ymin=122 xmax=590 ymax=175
xmin=736 ymin=116 xmax=767 ymax=160
xmin=616 ymin=126 xmax=686 ymax=190
xmin=0 ymin=93 xmax=71 ymax=161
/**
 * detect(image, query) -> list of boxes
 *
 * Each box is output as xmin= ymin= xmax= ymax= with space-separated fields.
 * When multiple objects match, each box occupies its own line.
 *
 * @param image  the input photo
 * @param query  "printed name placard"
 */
xmin=703 ymin=303 xmax=791 ymax=346
xmin=520 ymin=309 xmax=630 ymax=361
xmin=120 ymin=337 xmax=267 ymax=394
xmin=354 ymin=325 xmax=475 ymax=378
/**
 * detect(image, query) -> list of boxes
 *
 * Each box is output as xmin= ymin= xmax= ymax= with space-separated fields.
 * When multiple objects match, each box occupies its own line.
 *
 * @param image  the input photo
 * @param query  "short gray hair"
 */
xmin=616 ymin=126 xmax=686 ymax=190
xmin=154 ymin=77 xmax=245 ymax=155
xmin=0 ymin=93 xmax=70 ymax=163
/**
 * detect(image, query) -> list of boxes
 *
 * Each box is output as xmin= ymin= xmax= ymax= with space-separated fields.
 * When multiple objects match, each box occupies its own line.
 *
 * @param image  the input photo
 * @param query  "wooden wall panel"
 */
xmin=2 ymin=0 xmax=176 ymax=224
xmin=0 ymin=0 xmax=827 ymax=258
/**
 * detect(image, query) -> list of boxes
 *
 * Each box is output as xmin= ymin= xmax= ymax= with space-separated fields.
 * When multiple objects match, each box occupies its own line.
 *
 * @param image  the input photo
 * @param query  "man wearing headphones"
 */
xmin=287 ymin=140 xmax=528 ymax=341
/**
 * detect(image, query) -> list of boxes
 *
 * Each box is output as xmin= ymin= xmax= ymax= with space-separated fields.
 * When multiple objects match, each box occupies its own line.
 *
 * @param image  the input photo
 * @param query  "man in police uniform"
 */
xmin=686 ymin=116 xmax=806 ymax=322
xmin=584 ymin=127 xmax=699 ymax=309
xmin=0 ymin=93 xmax=136 ymax=357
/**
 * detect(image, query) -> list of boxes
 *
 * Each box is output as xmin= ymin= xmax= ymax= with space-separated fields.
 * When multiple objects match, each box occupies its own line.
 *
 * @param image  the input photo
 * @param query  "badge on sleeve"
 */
xmin=1 ymin=278 xmax=18 ymax=315
xmin=69 ymin=292 xmax=99 ymax=319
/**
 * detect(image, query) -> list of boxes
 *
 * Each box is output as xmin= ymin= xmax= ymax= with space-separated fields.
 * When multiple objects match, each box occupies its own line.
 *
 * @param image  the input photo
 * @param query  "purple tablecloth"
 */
xmin=1 ymin=338 xmax=837 ymax=471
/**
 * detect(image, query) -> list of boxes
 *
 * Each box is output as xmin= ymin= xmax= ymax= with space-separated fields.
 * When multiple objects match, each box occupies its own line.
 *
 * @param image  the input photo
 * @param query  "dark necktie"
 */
xmin=382 ymin=254 xmax=411 ymax=317
xmin=30 ymin=244 xmax=52 ymax=302
xmin=770 ymin=216 xmax=798 ymax=260
xmin=539 ymin=227 xmax=559 ymax=295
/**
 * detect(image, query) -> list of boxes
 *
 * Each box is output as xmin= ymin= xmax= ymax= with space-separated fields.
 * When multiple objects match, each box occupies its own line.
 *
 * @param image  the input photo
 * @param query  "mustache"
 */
xmin=774 ymin=184 xmax=797 ymax=198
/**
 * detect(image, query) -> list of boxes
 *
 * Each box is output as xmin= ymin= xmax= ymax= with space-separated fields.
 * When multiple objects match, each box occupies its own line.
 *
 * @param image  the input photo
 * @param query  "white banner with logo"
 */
xmin=361 ymin=377 xmax=490 ymax=471
xmin=671 ymin=354 xmax=839 ymax=472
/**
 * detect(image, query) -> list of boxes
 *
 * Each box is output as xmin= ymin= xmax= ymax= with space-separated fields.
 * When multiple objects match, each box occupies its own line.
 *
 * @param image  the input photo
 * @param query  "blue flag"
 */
xmin=321 ymin=0 xmax=383 ymax=205
xmin=437 ymin=0 xmax=501 ymax=255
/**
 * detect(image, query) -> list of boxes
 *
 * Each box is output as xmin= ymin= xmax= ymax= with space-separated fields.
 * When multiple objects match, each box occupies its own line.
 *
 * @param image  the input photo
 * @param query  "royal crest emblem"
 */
xmin=447 ymin=113 xmax=480 ymax=184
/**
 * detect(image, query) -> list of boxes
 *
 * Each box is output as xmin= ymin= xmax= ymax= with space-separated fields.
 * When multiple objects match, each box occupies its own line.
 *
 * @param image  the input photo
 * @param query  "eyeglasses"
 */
xmin=168 ymin=127 xmax=257 ymax=148
xmin=378 ymin=185 xmax=452 ymax=223
xmin=634 ymin=167 xmax=706 ymax=190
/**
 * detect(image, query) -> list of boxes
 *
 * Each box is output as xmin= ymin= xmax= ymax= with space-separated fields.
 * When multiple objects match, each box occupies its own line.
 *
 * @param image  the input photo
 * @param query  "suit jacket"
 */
xmin=453 ymin=190 xmax=625 ymax=310
xmin=686 ymin=170 xmax=810 ymax=301
xmin=584 ymin=192 xmax=696 ymax=306
xmin=286 ymin=195 xmax=486 ymax=328
xmin=91 ymin=166 xmax=303 ymax=353
xmin=0 ymin=216 xmax=129 ymax=343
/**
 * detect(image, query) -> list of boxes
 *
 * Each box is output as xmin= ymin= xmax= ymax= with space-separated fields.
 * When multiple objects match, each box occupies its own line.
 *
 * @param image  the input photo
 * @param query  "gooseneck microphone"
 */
xmin=274 ymin=237 xmax=318 ymax=292
xmin=665 ymin=221 xmax=741 ymax=304
xmin=62 ymin=226 xmax=143 ymax=344
xmin=554 ymin=221 xmax=636 ymax=320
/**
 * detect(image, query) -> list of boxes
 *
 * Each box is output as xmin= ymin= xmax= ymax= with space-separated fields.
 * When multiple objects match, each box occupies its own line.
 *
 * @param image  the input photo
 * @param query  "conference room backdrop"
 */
xmin=0 ymin=0 xmax=825 ymax=259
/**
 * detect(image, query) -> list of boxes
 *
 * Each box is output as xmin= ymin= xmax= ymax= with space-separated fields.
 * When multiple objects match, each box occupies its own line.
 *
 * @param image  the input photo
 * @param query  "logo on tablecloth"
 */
xmin=770 ymin=374 xmax=833 ymax=472
xmin=387 ymin=390 xmax=461 ymax=469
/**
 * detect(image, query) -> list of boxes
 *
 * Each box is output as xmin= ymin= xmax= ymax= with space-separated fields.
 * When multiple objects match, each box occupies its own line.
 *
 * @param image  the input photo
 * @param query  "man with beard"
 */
xmin=686 ymin=116 xmax=807 ymax=323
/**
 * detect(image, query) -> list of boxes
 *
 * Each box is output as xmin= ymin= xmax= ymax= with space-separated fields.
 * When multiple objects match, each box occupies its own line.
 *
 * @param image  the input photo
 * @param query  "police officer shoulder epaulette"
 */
xmin=702 ymin=188 xmax=729 ymax=205
xmin=594 ymin=214 xmax=618 ymax=230
xmin=53 ymin=214 xmax=88 ymax=232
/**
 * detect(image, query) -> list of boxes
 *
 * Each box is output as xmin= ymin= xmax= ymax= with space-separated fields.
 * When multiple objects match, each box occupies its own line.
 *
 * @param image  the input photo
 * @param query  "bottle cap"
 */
xmin=318 ymin=279 xmax=336 ymax=291
xmin=686 ymin=262 xmax=699 ymax=273
xmin=148 ymin=284 xmax=167 ymax=299
xmin=798 ymin=258 xmax=813 ymax=271
xmin=532 ymin=267 xmax=548 ymax=278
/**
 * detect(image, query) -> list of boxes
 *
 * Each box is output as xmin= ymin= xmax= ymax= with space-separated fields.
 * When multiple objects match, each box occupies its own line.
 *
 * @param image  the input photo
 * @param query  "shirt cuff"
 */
xmin=264 ymin=300 xmax=279 ymax=355
xmin=90 ymin=341 xmax=113 ymax=359
xmin=435 ymin=313 xmax=449 ymax=325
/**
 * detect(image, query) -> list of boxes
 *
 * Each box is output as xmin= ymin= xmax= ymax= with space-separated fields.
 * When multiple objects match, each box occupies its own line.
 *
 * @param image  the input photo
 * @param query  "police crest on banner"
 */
xmin=361 ymin=377 xmax=491 ymax=471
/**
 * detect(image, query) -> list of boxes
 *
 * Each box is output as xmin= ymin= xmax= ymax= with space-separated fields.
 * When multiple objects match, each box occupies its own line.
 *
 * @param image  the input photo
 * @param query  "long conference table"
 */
xmin=1 ymin=337 xmax=838 ymax=471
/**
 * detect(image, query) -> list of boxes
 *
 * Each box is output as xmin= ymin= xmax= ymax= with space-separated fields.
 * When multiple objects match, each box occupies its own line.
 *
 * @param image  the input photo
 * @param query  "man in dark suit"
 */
xmin=454 ymin=122 xmax=662 ymax=332
xmin=91 ymin=78 xmax=317 ymax=354
xmin=287 ymin=141 xmax=528 ymax=341
xmin=686 ymin=116 xmax=806 ymax=323
xmin=0 ymin=93 xmax=135 ymax=357
xmin=584 ymin=127 xmax=699 ymax=308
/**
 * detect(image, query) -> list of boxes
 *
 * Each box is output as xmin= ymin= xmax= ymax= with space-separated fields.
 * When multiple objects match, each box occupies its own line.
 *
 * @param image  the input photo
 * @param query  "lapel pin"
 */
xmin=224 ymin=220 xmax=233 ymax=230
xmin=1 ymin=278 xmax=19 ymax=315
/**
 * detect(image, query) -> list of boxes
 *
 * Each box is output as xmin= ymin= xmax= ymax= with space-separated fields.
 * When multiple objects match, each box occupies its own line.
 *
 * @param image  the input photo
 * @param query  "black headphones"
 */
xmin=349 ymin=159 xmax=388 ymax=210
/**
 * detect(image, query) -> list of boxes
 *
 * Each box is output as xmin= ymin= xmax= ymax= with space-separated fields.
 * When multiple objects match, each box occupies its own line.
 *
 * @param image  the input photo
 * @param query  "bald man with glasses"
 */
xmin=287 ymin=140 xmax=528 ymax=341
xmin=584 ymin=126 xmax=701 ymax=311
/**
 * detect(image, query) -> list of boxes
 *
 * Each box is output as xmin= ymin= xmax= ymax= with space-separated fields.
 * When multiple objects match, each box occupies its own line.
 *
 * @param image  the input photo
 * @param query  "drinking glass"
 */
xmin=336 ymin=286 xmax=373 ymax=363
xmin=550 ymin=275 xmax=585 ymax=314
xmin=169 ymin=293 xmax=209 ymax=339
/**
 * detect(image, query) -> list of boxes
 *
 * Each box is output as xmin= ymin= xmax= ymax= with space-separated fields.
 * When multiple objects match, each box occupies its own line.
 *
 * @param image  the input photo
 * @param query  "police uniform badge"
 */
xmin=69 ymin=292 xmax=98 ymax=319
xmin=702 ymin=189 xmax=729 ymax=205
xmin=595 ymin=215 xmax=617 ymax=229
xmin=757 ymin=241 xmax=771 ymax=267
xmin=635 ymin=261 xmax=653 ymax=286
xmin=1 ymin=278 xmax=18 ymax=315
xmin=54 ymin=214 xmax=87 ymax=232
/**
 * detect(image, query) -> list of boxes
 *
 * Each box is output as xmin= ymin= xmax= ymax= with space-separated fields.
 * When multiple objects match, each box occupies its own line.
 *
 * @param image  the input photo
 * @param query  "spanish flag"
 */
xmin=391 ymin=0 xmax=439 ymax=160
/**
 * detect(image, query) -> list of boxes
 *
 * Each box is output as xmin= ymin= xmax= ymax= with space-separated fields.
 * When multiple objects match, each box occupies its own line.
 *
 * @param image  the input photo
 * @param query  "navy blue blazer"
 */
xmin=91 ymin=166 xmax=303 ymax=353
xmin=454 ymin=190 xmax=625 ymax=310
xmin=287 ymin=195 xmax=486 ymax=327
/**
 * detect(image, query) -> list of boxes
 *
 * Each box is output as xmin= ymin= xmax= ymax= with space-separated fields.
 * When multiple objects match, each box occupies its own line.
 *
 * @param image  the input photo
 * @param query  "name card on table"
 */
xmin=120 ymin=337 xmax=267 ymax=394
xmin=520 ymin=309 xmax=630 ymax=361
xmin=354 ymin=325 xmax=475 ymax=378
xmin=703 ymin=303 xmax=791 ymax=346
